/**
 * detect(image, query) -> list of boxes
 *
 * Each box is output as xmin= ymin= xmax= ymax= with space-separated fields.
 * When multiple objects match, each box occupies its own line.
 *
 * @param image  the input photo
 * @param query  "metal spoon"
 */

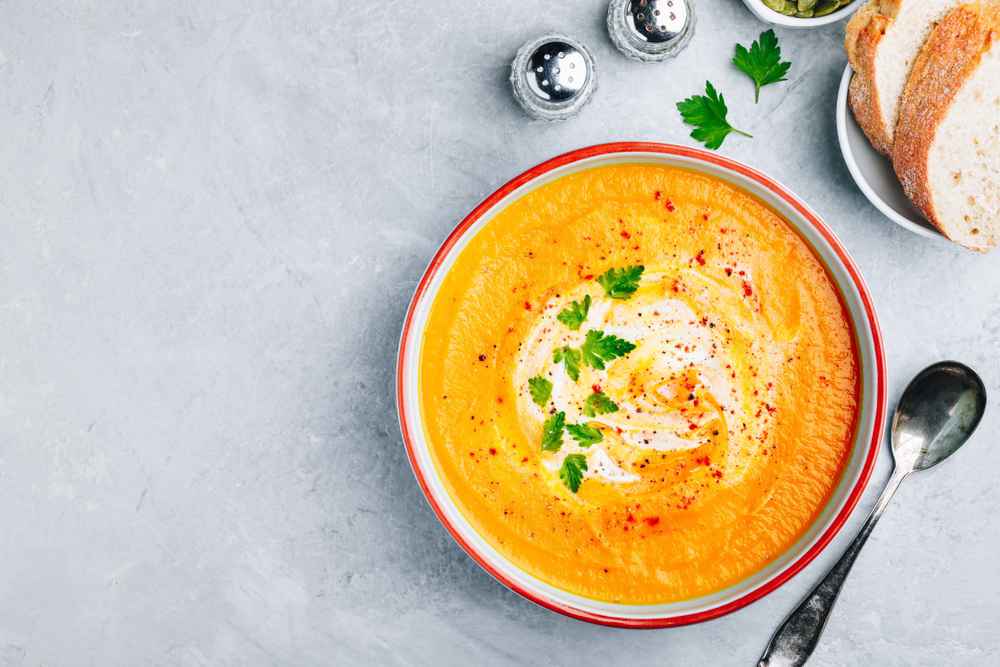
xmin=759 ymin=361 xmax=987 ymax=667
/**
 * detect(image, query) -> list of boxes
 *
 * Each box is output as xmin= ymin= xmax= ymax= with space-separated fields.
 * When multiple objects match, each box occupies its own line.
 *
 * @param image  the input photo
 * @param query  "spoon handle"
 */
xmin=758 ymin=470 xmax=907 ymax=667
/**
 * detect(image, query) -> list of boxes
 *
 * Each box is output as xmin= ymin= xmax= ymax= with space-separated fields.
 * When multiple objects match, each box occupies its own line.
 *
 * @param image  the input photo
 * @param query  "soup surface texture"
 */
xmin=419 ymin=164 xmax=859 ymax=604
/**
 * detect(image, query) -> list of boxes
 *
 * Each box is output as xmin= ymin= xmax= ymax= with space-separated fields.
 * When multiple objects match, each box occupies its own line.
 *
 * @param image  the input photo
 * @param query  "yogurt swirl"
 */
xmin=514 ymin=267 xmax=784 ymax=495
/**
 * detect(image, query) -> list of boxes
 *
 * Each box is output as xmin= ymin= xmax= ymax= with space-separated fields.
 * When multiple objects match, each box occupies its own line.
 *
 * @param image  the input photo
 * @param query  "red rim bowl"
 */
xmin=396 ymin=142 xmax=887 ymax=628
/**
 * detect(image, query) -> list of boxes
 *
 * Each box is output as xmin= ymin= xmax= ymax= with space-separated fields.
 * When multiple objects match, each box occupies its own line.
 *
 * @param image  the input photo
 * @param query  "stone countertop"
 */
xmin=1 ymin=1 xmax=998 ymax=665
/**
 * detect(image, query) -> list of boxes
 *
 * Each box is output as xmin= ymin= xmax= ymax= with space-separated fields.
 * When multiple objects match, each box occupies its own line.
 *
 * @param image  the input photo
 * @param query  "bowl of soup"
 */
xmin=396 ymin=142 xmax=886 ymax=627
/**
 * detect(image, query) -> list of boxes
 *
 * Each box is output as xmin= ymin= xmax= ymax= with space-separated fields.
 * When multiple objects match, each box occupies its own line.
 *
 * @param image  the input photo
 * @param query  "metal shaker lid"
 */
xmin=510 ymin=34 xmax=597 ymax=121
xmin=607 ymin=0 xmax=696 ymax=62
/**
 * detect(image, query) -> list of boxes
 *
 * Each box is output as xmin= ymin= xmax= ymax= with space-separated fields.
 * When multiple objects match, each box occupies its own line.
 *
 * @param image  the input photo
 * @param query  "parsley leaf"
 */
xmin=583 ymin=391 xmax=619 ymax=418
xmin=540 ymin=411 xmax=565 ymax=452
xmin=676 ymin=81 xmax=752 ymax=150
xmin=566 ymin=423 xmax=603 ymax=447
xmin=597 ymin=266 xmax=644 ymax=300
xmin=553 ymin=346 xmax=581 ymax=382
xmin=733 ymin=30 xmax=791 ymax=103
xmin=528 ymin=376 xmax=552 ymax=407
xmin=581 ymin=330 xmax=636 ymax=371
xmin=559 ymin=453 xmax=588 ymax=493
xmin=556 ymin=294 xmax=591 ymax=330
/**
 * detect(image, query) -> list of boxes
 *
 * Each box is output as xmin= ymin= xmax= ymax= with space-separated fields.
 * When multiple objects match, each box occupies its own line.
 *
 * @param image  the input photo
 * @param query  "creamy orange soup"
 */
xmin=419 ymin=164 xmax=859 ymax=604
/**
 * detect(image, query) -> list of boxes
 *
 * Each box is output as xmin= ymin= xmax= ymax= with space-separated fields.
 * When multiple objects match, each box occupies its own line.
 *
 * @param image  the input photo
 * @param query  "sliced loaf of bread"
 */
xmin=846 ymin=0 xmax=967 ymax=155
xmin=892 ymin=2 xmax=1000 ymax=251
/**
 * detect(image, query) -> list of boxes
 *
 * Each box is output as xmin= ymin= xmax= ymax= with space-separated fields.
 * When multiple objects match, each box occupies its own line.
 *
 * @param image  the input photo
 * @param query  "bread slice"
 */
xmin=892 ymin=3 xmax=1000 ymax=251
xmin=846 ymin=0 xmax=967 ymax=155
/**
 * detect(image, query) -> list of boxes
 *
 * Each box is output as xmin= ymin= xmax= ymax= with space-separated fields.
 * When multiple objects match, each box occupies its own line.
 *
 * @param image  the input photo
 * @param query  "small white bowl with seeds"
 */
xmin=742 ymin=0 xmax=862 ymax=28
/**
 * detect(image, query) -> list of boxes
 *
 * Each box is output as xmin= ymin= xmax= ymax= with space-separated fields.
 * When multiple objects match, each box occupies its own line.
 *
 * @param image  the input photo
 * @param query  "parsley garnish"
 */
xmin=556 ymin=294 xmax=591 ymax=330
xmin=581 ymin=330 xmax=636 ymax=370
xmin=733 ymin=30 xmax=791 ymax=104
xmin=583 ymin=391 xmax=619 ymax=418
xmin=597 ymin=266 xmax=644 ymax=300
xmin=566 ymin=423 xmax=603 ymax=447
xmin=528 ymin=376 xmax=552 ymax=407
xmin=559 ymin=454 xmax=588 ymax=493
xmin=676 ymin=82 xmax=752 ymax=150
xmin=540 ymin=411 xmax=565 ymax=452
xmin=553 ymin=346 xmax=581 ymax=382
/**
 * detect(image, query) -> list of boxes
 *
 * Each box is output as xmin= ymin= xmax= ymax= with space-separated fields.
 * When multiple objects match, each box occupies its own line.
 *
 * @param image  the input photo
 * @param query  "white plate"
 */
xmin=835 ymin=64 xmax=943 ymax=241
xmin=741 ymin=0 xmax=862 ymax=29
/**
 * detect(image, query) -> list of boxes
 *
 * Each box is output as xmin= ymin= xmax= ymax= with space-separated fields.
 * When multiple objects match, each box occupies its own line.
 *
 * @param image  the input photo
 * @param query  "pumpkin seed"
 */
xmin=762 ymin=0 xmax=852 ymax=18
xmin=813 ymin=0 xmax=842 ymax=16
xmin=761 ymin=0 xmax=788 ymax=12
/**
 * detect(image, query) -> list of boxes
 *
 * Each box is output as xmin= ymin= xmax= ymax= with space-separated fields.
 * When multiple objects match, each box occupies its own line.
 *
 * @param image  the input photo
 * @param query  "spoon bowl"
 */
xmin=891 ymin=361 xmax=987 ymax=472
xmin=759 ymin=360 xmax=986 ymax=666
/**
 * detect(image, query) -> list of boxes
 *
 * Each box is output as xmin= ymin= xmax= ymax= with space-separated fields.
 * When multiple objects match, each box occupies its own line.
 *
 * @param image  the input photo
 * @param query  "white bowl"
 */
xmin=396 ymin=142 xmax=887 ymax=628
xmin=835 ymin=65 xmax=944 ymax=240
xmin=742 ymin=0 xmax=862 ymax=28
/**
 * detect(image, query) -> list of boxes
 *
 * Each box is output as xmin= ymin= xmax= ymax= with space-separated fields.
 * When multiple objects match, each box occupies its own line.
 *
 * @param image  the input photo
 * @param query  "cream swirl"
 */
xmin=515 ymin=268 xmax=783 ymax=492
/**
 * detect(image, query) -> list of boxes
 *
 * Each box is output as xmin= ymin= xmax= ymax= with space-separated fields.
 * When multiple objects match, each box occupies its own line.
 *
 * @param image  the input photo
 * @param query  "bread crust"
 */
xmin=845 ymin=2 xmax=899 ymax=155
xmin=891 ymin=2 xmax=1000 ymax=249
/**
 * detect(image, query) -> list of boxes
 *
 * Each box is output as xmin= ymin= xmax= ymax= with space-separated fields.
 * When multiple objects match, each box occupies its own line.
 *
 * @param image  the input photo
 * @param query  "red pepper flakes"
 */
xmin=524 ymin=301 xmax=532 ymax=310
xmin=489 ymin=448 xmax=497 ymax=456
xmin=643 ymin=516 xmax=660 ymax=527
xmin=725 ymin=267 xmax=733 ymax=276
xmin=695 ymin=250 xmax=706 ymax=266
xmin=664 ymin=199 xmax=676 ymax=212
xmin=702 ymin=213 xmax=710 ymax=221
xmin=626 ymin=514 xmax=636 ymax=523
xmin=712 ymin=469 xmax=723 ymax=480
xmin=592 ymin=384 xmax=602 ymax=393
xmin=521 ymin=456 xmax=528 ymax=462
xmin=583 ymin=274 xmax=594 ymax=280
xmin=688 ymin=423 xmax=698 ymax=431
xmin=620 ymin=230 xmax=631 ymax=239
xmin=742 ymin=281 xmax=753 ymax=297
xmin=654 ymin=191 xmax=662 ymax=200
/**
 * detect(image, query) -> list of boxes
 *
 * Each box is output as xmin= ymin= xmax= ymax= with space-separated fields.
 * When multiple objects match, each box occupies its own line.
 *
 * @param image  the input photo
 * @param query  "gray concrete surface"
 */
xmin=1 ymin=1 xmax=998 ymax=665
